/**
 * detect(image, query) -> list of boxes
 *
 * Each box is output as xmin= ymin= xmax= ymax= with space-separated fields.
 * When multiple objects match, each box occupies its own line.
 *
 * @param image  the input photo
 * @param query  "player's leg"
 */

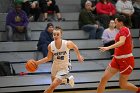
xmin=51 ymin=76 xmax=55 ymax=82
xmin=62 ymin=75 xmax=75 ymax=87
xmin=68 ymin=75 xmax=74 ymax=87
xmin=97 ymin=66 xmax=119 ymax=93
xmin=44 ymin=77 xmax=62 ymax=93
xmin=44 ymin=63 xmax=61 ymax=93
xmin=119 ymin=56 xmax=140 ymax=93
xmin=119 ymin=74 xmax=139 ymax=92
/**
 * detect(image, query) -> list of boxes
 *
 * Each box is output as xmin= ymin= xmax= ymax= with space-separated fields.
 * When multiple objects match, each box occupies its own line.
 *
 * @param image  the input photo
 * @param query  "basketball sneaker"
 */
xmin=68 ymin=75 xmax=74 ymax=87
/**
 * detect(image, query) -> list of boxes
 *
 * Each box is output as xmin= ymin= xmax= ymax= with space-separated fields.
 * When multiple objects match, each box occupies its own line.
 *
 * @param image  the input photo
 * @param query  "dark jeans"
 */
xmin=37 ymin=44 xmax=49 ymax=57
xmin=82 ymin=24 xmax=104 ymax=39
xmin=6 ymin=25 xmax=31 ymax=41
xmin=22 ymin=1 xmax=41 ymax=21
xmin=104 ymin=40 xmax=115 ymax=55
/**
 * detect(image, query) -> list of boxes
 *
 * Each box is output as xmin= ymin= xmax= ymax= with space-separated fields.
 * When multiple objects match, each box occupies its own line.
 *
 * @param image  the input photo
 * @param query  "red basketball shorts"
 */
xmin=109 ymin=56 xmax=135 ymax=75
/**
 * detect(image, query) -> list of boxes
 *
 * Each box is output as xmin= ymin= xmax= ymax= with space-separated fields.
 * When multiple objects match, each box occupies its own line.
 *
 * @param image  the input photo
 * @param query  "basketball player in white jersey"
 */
xmin=33 ymin=26 xmax=84 ymax=93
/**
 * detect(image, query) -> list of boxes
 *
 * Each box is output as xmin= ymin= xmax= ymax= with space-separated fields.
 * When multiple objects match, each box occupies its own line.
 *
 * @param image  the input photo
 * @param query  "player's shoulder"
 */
xmin=66 ymin=40 xmax=73 ymax=44
xmin=48 ymin=44 xmax=51 ymax=48
xmin=66 ymin=40 xmax=74 ymax=48
xmin=120 ymin=27 xmax=130 ymax=32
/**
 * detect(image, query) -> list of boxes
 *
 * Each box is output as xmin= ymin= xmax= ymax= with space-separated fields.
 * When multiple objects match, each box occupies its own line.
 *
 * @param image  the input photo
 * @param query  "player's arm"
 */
xmin=36 ymin=44 xmax=53 ymax=65
xmin=99 ymin=36 xmax=126 ymax=52
xmin=67 ymin=41 xmax=81 ymax=56
xmin=67 ymin=41 xmax=84 ymax=62
xmin=108 ymin=36 xmax=126 ymax=49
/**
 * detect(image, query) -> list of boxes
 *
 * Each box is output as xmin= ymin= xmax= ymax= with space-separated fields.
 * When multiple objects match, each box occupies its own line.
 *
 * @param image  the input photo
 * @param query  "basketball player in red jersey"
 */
xmin=97 ymin=15 xmax=140 ymax=93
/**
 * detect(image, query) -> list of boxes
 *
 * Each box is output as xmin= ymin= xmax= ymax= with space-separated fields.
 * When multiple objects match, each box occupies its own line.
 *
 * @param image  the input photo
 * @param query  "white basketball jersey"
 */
xmin=51 ymin=40 xmax=70 ymax=63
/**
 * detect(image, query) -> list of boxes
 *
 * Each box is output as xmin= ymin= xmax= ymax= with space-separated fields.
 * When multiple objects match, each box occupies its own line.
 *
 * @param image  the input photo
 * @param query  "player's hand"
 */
xmin=98 ymin=47 xmax=109 ymax=52
xmin=77 ymin=55 xmax=84 ymax=63
xmin=27 ymin=59 xmax=38 ymax=66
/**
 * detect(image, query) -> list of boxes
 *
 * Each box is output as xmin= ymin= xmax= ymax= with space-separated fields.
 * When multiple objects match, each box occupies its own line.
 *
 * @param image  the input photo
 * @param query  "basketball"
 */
xmin=25 ymin=59 xmax=38 ymax=72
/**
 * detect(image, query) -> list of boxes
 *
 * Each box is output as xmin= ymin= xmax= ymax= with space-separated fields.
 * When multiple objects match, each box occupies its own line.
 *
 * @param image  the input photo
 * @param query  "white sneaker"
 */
xmin=68 ymin=75 xmax=74 ymax=87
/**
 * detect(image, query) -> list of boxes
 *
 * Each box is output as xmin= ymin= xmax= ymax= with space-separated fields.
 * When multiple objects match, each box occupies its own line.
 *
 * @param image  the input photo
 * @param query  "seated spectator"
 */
xmin=37 ymin=23 xmax=54 ymax=57
xmin=6 ymin=3 xmax=31 ymax=41
xmin=96 ymin=0 xmax=117 ymax=28
xmin=131 ymin=0 xmax=140 ymax=28
xmin=22 ymin=0 xmax=41 ymax=21
xmin=116 ymin=0 xmax=134 ymax=28
xmin=39 ymin=0 xmax=64 ymax=21
xmin=81 ymin=0 xmax=97 ymax=14
xmin=102 ymin=20 xmax=118 ymax=55
xmin=79 ymin=0 xmax=104 ymax=39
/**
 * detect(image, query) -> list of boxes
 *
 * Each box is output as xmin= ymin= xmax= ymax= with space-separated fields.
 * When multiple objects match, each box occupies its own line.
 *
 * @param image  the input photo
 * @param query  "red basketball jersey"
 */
xmin=114 ymin=27 xmax=133 ymax=56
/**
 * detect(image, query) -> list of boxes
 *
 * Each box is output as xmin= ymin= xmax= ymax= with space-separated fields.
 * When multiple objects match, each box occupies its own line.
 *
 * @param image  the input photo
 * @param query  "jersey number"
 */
xmin=57 ymin=56 xmax=64 ymax=60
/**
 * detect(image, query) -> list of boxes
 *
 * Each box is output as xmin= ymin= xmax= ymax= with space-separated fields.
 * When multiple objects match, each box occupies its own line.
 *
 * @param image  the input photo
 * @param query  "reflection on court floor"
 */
xmin=55 ymin=89 xmax=134 ymax=93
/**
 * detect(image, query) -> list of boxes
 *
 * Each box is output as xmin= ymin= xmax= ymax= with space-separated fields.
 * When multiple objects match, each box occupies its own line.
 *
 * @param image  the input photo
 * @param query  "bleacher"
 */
xmin=0 ymin=0 xmax=140 ymax=93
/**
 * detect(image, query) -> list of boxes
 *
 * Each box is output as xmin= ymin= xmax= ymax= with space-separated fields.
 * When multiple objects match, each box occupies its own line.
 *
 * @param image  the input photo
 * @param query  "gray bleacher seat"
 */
xmin=0 ymin=0 xmax=13 ymax=13
xmin=0 ymin=12 xmax=79 ymax=22
xmin=61 ymin=12 xmax=79 ymax=21
xmin=0 ymin=40 xmax=103 ymax=52
xmin=0 ymin=21 xmax=79 ymax=31
xmin=0 ymin=30 xmax=89 ymax=41
xmin=0 ymin=22 xmax=5 ymax=31
xmin=0 ymin=29 xmax=140 ymax=41
xmin=56 ymin=0 xmax=81 ymax=12
xmin=32 ymin=30 xmax=89 ymax=40
xmin=133 ymin=38 xmax=140 ymax=47
xmin=0 ymin=50 xmax=111 ymax=62
xmin=13 ymin=60 xmax=108 ymax=74
xmin=0 ymin=13 xmax=7 ymax=22
xmin=29 ymin=22 xmax=79 ymax=30
xmin=56 ymin=0 xmax=81 ymax=5
xmin=130 ymin=29 xmax=140 ymax=38
xmin=1 ymin=48 xmax=140 ymax=62
xmin=0 ymin=38 xmax=140 ymax=52
xmin=59 ymin=5 xmax=81 ymax=12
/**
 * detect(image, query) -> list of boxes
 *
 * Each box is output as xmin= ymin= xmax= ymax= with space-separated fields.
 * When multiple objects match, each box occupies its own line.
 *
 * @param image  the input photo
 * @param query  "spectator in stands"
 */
xmin=102 ymin=20 xmax=118 ymax=55
xmin=96 ymin=0 xmax=117 ymax=28
xmin=81 ymin=0 xmax=97 ymax=14
xmin=79 ymin=0 xmax=104 ymax=39
xmin=22 ymin=0 xmax=41 ymax=21
xmin=131 ymin=0 xmax=140 ymax=28
xmin=116 ymin=0 xmax=134 ymax=28
xmin=6 ymin=3 xmax=31 ymax=41
xmin=39 ymin=0 xmax=64 ymax=21
xmin=37 ymin=23 xmax=54 ymax=57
